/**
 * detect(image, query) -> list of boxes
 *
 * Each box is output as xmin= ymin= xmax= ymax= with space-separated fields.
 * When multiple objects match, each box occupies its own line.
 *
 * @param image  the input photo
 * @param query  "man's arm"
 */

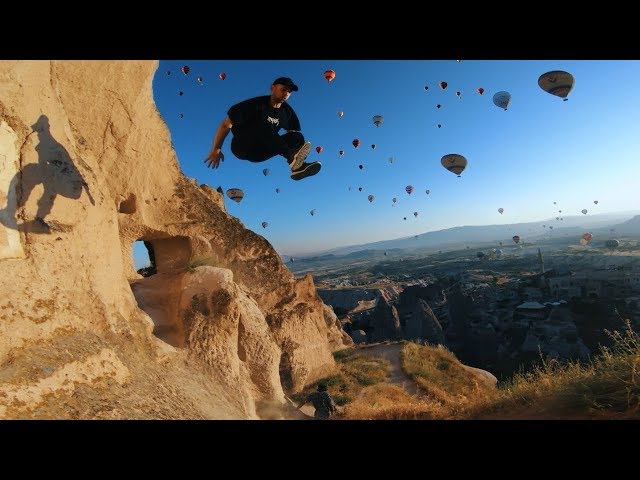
xmin=205 ymin=116 xmax=233 ymax=169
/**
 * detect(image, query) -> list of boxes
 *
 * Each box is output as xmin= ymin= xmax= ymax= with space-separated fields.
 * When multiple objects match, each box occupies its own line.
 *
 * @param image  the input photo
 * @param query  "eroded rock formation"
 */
xmin=0 ymin=60 xmax=352 ymax=419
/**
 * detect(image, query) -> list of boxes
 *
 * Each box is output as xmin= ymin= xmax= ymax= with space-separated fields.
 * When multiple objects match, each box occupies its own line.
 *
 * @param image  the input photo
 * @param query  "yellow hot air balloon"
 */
xmin=226 ymin=188 xmax=244 ymax=203
xmin=538 ymin=70 xmax=575 ymax=101
xmin=441 ymin=154 xmax=468 ymax=177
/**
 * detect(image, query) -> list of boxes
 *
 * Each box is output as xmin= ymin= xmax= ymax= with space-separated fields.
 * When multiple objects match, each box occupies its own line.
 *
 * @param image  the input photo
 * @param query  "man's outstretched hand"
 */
xmin=205 ymin=150 xmax=224 ymax=169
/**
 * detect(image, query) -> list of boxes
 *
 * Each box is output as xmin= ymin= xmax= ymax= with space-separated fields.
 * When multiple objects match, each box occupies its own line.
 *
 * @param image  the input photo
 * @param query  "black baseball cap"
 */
xmin=272 ymin=77 xmax=299 ymax=92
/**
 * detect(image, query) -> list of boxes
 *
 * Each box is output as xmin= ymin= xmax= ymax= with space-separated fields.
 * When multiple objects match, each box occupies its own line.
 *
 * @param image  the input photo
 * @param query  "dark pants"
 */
xmin=231 ymin=130 xmax=305 ymax=164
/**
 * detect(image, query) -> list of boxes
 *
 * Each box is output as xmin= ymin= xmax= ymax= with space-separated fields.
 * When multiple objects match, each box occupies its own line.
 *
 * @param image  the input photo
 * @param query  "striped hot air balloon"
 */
xmin=405 ymin=185 xmax=414 ymax=195
xmin=538 ymin=70 xmax=574 ymax=101
xmin=324 ymin=69 xmax=336 ymax=82
xmin=441 ymin=154 xmax=468 ymax=177
xmin=181 ymin=65 xmax=190 ymax=75
xmin=226 ymin=188 xmax=244 ymax=203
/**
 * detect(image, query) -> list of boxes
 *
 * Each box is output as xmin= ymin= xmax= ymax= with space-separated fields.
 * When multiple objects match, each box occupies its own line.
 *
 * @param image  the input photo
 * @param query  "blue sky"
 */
xmin=133 ymin=60 xmax=640 ymax=268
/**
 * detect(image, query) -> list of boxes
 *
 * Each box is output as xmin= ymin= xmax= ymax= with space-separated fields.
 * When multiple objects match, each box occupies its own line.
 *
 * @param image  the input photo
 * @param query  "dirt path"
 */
xmin=356 ymin=341 xmax=425 ymax=397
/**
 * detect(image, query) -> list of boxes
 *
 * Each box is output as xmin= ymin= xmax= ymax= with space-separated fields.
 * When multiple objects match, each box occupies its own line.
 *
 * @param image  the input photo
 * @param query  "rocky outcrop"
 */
xmin=0 ymin=60 xmax=351 ymax=419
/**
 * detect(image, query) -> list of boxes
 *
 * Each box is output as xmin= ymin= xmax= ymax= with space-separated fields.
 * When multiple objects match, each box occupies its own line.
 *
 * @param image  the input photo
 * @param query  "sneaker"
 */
xmin=291 ymin=161 xmax=322 ymax=181
xmin=288 ymin=141 xmax=312 ymax=171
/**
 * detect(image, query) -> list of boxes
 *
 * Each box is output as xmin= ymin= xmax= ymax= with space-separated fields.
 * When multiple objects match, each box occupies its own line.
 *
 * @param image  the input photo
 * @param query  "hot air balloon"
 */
xmin=413 ymin=211 xmax=418 ymax=218
xmin=166 ymin=70 xmax=171 ymax=76
xmin=219 ymin=72 xmax=227 ymax=80
xmin=392 ymin=197 xmax=397 ymax=203
xmin=456 ymin=91 xmax=461 ymax=99
xmin=368 ymin=194 xmax=374 ymax=203
xmin=316 ymin=146 xmax=323 ymax=154
xmin=549 ymin=226 xmax=554 ymax=230
xmin=437 ymin=124 xmax=442 ymax=128
xmin=373 ymin=115 xmax=383 ymax=127
xmin=358 ymin=187 xmax=363 ymax=192
xmin=338 ymin=111 xmax=344 ymax=117
xmin=352 ymin=139 xmax=360 ymax=148
xmin=310 ymin=209 xmax=316 ymax=216
xmin=605 ymin=239 xmax=620 ymax=248
xmin=512 ymin=235 xmax=520 ymax=244
xmin=261 ymin=221 xmax=268 ymax=228
xmin=498 ymin=208 xmax=504 ymax=214
xmin=339 ymin=150 xmax=344 ymax=157
xmin=439 ymin=81 xmax=448 ymax=90
xmin=477 ymin=87 xmax=484 ymax=95
xmin=226 ymin=188 xmax=244 ymax=203
xmin=388 ymin=157 xmax=395 ymax=163
xmin=425 ymin=189 xmax=430 ymax=195
xmin=594 ymin=200 xmax=598 ymax=205
xmin=405 ymin=185 xmax=414 ymax=195
xmin=179 ymin=91 xmax=184 ymax=96
xmin=580 ymin=232 xmax=593 ymax=246
xmin=553 ymin=201 xmax=557 ymax=205
xmin=178 ymin=113 xmax=184 ymax=118
xmin=275 ymin=188 xmax=280 ymax=193
xmin=358 ymin=164 xmax=364 ymax=170
xmin=424 ymin=86 xmax=429 ymax=91
xmin=493 ymin=91 xmax=511 ymax=110
xmin=371 ymin=144 xmax=376 ymax=150
xmin=262 ymin=168 xmax=270 ymax=176
xmin=324 ymin=69 xmax=336 ymax=82
xmin=441 ymin=154 xmax=468 ymax=177
xmin=403 ymin=217 xmax=407 ymax=221
xmin=538 ymin=70 xmax=574 ymax=101
xmin=436 ymin=104 xmax=442 ymax=109
xmin=197 ymin=76 xmax=203 ymax=84
xmin=181 ymin=65 xmax=190 ymax=75
xmin=581 ymin=209 xmax=588 ymax=215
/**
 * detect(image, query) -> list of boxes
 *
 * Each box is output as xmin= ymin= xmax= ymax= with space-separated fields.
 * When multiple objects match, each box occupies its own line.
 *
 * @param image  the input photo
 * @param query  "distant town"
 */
xmin=289 ymin=215 xmax=640 ymax=381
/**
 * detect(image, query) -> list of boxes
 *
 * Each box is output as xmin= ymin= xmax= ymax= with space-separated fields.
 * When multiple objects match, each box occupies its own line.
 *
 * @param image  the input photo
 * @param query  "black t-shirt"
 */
xmin=227 ymin=95 xmax=301 ymax=137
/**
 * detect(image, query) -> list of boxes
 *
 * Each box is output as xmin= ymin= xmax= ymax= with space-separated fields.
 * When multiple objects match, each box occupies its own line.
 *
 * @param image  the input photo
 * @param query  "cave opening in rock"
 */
xmin=129 ymin=236 xmax=193 ymax=347
xmin=133 ymin=240 xmax=156 ymax=277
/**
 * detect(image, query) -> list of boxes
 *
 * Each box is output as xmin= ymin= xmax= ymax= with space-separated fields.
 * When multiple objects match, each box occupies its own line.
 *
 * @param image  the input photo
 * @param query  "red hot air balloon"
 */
xmin=439 ymin=81 xmax=448 ymax=89
xmin=316 ymin=146 xmax=323 ymax=154
xmin=219 ymin=72 xmax=226 ymax=80
xmin=477 ymin=88 xmax=484 ymax=95
xmin=582 ymin=232 xmax=593 ymax=242
xmin=352 ymin=139 xmax=360 ymax=148
xmin=181 ymin=65 xmax=190 ymax=75
xmin=324 ymin=69 xmax=336 ymax=82
xmin=405 ymin=185 xmax=414 ymax=195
